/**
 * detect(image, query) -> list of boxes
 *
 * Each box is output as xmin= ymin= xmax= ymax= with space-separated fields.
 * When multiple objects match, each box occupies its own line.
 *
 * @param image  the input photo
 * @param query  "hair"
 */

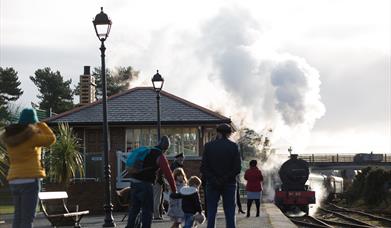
xmin=249 ymin=160 xmax=257 ymax=167
xmin=172 ymin=168 xmax=188 ymax=183
xmin=157 ymin=135 xmax=170 ymax=151
xmin=216 ymin=123 xmax=232 ymax=138
xmin=188 ymin=176 xmax=202 ymax=188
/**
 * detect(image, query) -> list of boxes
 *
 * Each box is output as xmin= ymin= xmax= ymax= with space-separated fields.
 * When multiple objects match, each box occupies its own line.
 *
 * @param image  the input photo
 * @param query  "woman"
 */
xmin=1 ymin=108 xmax=56 ymax=228
xmin=244 ymin=160 xmax=263 ymax=217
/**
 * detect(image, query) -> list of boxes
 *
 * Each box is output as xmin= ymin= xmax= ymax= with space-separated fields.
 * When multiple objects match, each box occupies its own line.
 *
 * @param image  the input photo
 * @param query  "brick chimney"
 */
xmin=79 ymin=66 xmax=96 ymax=105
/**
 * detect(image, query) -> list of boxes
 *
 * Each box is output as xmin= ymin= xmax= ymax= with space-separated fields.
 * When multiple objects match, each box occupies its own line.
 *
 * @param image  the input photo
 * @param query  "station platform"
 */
xmin=0 ymin=203 xmax=296 ymax=227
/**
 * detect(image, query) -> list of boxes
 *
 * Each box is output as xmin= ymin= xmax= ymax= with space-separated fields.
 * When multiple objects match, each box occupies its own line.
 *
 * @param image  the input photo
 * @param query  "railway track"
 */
xmin=318 ymin=207 xmax=375 ymax=227
xmin=328 ymin=203 xmax=391 ymax=225
xmin=290 ymin=215 xmax=332 ymax=228
xmin=289 ymin=204 xmax=391 ymax=227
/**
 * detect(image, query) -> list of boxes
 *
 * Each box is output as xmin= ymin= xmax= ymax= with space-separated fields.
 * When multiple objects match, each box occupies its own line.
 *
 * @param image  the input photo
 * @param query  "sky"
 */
xmin=1 ymin=0 xmax=390 ymax=155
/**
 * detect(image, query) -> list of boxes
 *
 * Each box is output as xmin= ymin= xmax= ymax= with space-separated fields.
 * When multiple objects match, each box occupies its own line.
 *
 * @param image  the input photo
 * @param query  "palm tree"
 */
xmin=47 ymin=123 xmax=84 ymax=187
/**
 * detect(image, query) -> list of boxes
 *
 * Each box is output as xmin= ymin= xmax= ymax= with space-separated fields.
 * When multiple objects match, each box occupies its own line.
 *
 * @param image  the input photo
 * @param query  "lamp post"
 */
xmin=152 ymin=70 xmax=164 ymax=141
xmin=93 ymin=7 xmax=115 ymax=227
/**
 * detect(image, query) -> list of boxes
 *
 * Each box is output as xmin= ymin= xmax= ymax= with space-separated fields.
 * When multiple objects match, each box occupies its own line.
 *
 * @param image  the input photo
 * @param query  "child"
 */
xmin=179 ymin=176 xmax=203 ymax=228
xmin=168 ymin=168 xmax=187 ymax=228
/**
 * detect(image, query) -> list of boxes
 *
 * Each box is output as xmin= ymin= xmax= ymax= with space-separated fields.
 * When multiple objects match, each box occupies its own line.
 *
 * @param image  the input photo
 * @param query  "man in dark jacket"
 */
xmin=126 ymin=136 xmax=177 ymax=228
xmin=201 ymin=124 xmax=241 ymax=228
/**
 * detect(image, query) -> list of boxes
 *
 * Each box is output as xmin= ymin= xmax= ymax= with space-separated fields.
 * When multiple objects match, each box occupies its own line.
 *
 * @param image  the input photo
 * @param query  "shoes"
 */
xmin=246 ymin=213 xmax=250 ymax=218
xmin=256 ymin=214 xmax=260 ymax=217
xmin=238 ymin=210 xmax=246 ymax=214
xmin=153 ymin=217 xmax=164 ymax=220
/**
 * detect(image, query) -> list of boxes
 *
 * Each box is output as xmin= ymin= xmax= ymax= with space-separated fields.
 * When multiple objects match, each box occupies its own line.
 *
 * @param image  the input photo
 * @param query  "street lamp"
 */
xmin=93 ymin=7 xmax=115 ymax=227
xmin=152 ymin=70 xmax=164 ymax=141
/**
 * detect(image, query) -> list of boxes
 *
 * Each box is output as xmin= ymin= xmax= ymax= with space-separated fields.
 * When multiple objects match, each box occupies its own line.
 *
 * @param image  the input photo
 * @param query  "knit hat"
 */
xmin=18 ymin=108 xmax=39 ymax=124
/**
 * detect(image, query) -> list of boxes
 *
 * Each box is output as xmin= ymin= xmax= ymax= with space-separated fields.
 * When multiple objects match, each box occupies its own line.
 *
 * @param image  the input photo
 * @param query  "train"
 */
xmin=274 ymin=154 xmax=344 ymax=215
xmin=274 ymin=154 xmax=315 ymax=215
xmin=306 ymin=173 xmax=344 ymax=202
xmin=353 ymin=153 xmax=383 ymax=163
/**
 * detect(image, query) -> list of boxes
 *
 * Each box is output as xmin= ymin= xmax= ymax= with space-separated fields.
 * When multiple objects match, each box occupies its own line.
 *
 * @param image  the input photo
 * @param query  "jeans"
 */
xmin=152 ymin=184 xmax=163 ymax=218
xmin=206 ymin=183 xmax=236 ymax=228
xmin=126 ymin=181 xmax=154 ymax=228
xmin=9 ymin=180 xmax=40 ymax=228
xmin=184 ymin=213 xmax=194 ymax=228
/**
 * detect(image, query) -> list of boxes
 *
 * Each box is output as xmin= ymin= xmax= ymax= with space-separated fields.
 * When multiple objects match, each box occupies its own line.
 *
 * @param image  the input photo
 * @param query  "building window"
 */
xmin=126 ymin=127 xmax=199 ymax=156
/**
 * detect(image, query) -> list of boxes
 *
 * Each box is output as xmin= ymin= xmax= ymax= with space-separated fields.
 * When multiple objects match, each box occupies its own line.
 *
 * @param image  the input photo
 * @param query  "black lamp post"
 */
xmin=93 ymin=7 xmax=115 ymax=227
xmin=152 ymin=70 xmax=164 ymax=141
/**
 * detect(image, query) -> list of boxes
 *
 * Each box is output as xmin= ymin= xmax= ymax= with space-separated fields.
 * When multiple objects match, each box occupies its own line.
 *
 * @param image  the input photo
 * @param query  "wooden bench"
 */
xmin=38 ymin=191 xmax=89 ymax=228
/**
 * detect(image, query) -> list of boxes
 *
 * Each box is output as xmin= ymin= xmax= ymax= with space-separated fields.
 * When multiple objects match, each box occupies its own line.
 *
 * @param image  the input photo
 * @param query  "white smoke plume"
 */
xmin=119 ymin=6 xmax=325 ymax=150
xmin=195 ymin=7 xmax=326 ymax=150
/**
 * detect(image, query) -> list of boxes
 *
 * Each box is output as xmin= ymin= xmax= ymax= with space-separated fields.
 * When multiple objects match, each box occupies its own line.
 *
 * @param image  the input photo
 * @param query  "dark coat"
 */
xmin=200 ymin=137 xmax=241 ymax=187
xmin=171 ymin=187 xmax=202 ymax=214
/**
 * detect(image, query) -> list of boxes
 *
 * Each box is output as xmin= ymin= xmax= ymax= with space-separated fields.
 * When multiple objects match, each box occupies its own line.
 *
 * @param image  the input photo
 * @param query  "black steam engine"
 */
xmin=275 ymin=152 xmax=315 ymax=215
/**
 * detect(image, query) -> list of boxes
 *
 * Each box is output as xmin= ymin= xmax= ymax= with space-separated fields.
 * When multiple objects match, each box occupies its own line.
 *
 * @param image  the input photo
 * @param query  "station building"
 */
xmin=45 ymin=86 xmax=232 ymax=188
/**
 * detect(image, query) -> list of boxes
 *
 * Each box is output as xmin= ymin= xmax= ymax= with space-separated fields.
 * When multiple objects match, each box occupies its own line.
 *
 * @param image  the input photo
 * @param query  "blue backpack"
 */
xmin=126 ymin=146 xmax=161 ymax=174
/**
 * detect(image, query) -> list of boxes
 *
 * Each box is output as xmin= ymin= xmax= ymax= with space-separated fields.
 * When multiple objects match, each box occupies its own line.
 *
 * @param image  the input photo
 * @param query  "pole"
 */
xmin=101 ymin=40 xmax=116 ymax=227
xmin=157 ymin=91 xmax=161 ymax=142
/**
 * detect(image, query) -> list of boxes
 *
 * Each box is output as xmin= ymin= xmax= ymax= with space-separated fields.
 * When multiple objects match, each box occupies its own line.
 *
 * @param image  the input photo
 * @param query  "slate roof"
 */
xmin=45 ymin=87 xmax=230 ymax=125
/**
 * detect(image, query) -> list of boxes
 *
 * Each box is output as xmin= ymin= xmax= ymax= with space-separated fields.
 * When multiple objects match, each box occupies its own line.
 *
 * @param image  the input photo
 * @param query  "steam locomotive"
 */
xmin=274 ymin=154 xmax=315 ymax=215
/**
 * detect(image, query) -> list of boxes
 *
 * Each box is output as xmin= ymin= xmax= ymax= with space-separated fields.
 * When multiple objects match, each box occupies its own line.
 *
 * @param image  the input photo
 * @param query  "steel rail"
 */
xmin=290 ymin=217 xmax=331 ymax=228
xmin=328 ymin=203 xmax=391 ymax=224
xmin=319 ymin=207 xmax=375 ymax=227
xmin=318 ymin=218 xmax=374 ymax=228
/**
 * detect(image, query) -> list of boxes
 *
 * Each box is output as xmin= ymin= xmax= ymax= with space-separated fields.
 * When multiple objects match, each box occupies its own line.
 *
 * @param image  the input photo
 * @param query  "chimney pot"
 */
xmin=84 ymin=66 xmax=91 ymax=75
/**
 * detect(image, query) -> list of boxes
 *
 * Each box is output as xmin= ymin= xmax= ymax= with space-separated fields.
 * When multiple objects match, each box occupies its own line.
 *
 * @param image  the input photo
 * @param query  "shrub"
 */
xmin=47 ymin=123 xmax=84 ymax=187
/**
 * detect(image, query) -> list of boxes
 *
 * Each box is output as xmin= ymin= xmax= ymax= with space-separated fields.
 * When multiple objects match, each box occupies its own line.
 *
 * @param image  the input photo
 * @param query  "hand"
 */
xmin=170 ymin=192 xmax=181 ymax=199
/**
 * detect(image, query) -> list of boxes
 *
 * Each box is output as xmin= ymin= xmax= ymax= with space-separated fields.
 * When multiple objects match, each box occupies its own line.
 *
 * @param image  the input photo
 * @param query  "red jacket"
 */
xmin=244 ymin=167 xmax=263 ymax=192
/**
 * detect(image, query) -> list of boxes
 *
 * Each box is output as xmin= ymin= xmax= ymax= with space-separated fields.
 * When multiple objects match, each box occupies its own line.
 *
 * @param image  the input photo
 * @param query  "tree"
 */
xmin=0 ymin=67 xmax=23 ymax=125
xmin=30 ymin=68 xmax=74 ymax=114
xmin=237 ymin=127 xmax=273 ymax=161
xmin=74 ymin=66 xmax=139 ymax=98
xmin=46 ymin=123 xmax=84 ymax=187
xmin=0 ymin=137 xmax=9 ymax=186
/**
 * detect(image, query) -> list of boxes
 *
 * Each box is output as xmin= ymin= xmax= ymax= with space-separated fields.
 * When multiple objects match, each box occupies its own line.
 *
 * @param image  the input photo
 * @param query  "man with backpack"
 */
xmin=126 ymin=136 xmax=177 ymax=228
xmin=201 ymin=124 xmax=241 ymax=228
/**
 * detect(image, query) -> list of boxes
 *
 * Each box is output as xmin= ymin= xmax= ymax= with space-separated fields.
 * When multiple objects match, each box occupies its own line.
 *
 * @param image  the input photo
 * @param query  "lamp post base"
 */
xmin=103 ymin=204 xmax=116 ymax=227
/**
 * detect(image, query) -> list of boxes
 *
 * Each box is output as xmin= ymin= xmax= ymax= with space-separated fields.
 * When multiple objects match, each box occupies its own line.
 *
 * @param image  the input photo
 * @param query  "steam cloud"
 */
xmin=198 ymin=8 xmax=325 ymax=129
xmin=128 ymin=7 xmax=325 ymax=149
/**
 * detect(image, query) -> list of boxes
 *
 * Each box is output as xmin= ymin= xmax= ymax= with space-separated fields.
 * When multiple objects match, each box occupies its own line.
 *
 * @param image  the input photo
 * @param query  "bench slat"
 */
xmin=39 ymin=191 xmax=68 ymax=200
xmin=47 ymin=211 xmax=90 ymax=218
xmin=63 ymin=211 xmax=90 ymax=217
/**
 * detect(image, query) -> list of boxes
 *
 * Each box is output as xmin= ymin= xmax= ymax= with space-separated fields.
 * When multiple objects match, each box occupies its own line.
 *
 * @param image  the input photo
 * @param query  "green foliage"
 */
xmin=363 ymin=168 xmax=391 ymax=205
xmin=237 ymin=127 xmax=272 ymax=161
xmin=0 ymin=67 xmax=23 ymax=125
xmin=346 ymin=167 xmax=391 ymax=206
xmin=30 ymin=67 xmax=74 ymax=114
xmin=74 ymin=66 xmax=139 ymax=98
xmin=0 ymin=136 xmax=9 ymax=185
xmin=47 ymin=123 xmax=84 ymax=187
